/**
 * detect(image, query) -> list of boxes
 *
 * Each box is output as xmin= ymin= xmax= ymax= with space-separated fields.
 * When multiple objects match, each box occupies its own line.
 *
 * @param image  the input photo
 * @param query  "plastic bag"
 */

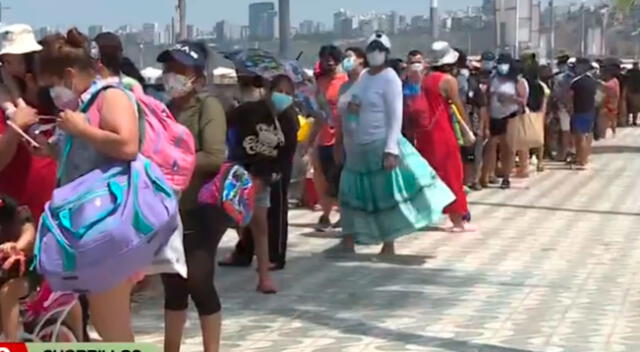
xmin=146 ymin=214 xmax=187 ymax=278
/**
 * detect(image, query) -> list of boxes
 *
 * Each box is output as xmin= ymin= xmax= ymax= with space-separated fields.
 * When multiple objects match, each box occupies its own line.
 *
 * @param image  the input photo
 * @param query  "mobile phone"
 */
xmin=38 ymin=115 xmax=59 ymax=124
xmin=6 ymin=120 xmax=40 ymax=148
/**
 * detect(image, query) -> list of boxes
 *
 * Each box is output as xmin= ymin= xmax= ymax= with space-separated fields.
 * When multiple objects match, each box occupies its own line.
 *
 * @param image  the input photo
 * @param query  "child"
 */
xmin=0 ymin=194 xmax=36 ymax=341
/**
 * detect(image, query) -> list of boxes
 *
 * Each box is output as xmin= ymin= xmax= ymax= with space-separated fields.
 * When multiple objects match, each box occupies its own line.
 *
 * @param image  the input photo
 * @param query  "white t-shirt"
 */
xmin=349 ymin=68 xmax=403 ymax=155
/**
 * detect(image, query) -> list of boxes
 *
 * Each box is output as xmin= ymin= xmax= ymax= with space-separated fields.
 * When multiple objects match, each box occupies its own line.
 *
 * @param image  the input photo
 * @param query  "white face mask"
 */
xmin=162 ymin=73 xmax=194 ymax=98
xmin=410 ymin=63 xmax=424 ymax=72
xmin=497 ymin=64 xmax=510 ymax=75
xmin=49 ymin=86 xmax=79 ymax=111
xmin=367 ymin=51 xmax=386 ymax=67
xmin=460 ymin=68 xmax=470 ymax=78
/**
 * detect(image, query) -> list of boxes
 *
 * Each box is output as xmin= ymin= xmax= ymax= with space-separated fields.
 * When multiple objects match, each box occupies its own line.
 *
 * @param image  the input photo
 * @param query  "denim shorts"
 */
xmin=571 ymin=111 xmax=595 ymax=135
xmin=255 ymin=186 xmax=271 ymax=208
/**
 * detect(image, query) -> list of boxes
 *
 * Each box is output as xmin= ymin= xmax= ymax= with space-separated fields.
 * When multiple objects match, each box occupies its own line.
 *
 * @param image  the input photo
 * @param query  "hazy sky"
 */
xmin=6 ymin=0 xmax=484 ymax=30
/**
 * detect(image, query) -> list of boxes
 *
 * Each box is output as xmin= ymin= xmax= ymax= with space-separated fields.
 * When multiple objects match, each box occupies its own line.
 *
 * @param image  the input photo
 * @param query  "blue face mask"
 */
xmin=271 ymin=92 xmax=293 ymax=113
xmin=342 ymin=57 xmax=356 ymax=73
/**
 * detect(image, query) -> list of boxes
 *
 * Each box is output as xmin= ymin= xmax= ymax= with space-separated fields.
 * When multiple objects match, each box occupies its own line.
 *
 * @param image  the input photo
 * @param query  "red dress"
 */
xmin=404 ymin=72 xmax=468 ymax=215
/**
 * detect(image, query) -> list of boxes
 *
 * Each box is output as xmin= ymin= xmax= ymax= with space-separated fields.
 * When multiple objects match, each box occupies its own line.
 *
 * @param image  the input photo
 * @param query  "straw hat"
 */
xmin=0 ymin=24 xmax=42 ymax=55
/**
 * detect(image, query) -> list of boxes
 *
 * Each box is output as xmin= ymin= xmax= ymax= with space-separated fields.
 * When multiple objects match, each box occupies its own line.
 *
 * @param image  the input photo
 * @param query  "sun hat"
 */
xmin=429 ymin=41 xmax=459 ymax=67
xmin=0 ymin=24 xmax=42 ymax=55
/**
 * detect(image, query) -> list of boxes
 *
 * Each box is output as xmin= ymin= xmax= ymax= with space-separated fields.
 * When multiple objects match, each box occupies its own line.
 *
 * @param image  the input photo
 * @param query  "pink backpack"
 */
xmin=130 ymin=85 xmax=196 ymax=191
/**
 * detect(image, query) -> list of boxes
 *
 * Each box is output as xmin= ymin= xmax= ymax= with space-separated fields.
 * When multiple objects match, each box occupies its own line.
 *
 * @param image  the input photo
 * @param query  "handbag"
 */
xmin=35 ymin=86 xmax=179 ymax=293
xmin=516 ymin=109 xmax=544 ymax=149
xmin=450 ymin=104 xmax=476 ymax=146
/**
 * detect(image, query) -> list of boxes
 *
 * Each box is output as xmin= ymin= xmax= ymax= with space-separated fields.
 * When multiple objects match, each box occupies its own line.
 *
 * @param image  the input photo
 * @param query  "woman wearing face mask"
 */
xmin=34 ymin=28 xmax=139 ymax=341
xmin=304 ymin=45 xmax=348 ymax=231
xmin=481 ymin=53 xmax=528 ymax=189
xmin=406 ymin=41 xmax=474 ymax=232
xmin=402 ymin=51 xmax=426 ymax=142
xmin=155 ymin=42 xmax=228 ymax=352
xmin=334 ymin=47 xmax=367 ymax=165
xmin=338 ymin=33 xmax=454 ymax=253
xmin=219 ymin=71 xmax=298 ymax=272
xmin=226 ymin=74 xmax=298 ymax=292
xmin=0 ymin=24 xmax=57 ymax=224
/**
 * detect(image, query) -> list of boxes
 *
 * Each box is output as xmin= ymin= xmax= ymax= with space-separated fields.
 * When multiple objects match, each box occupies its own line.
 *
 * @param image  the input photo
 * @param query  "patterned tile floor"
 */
xmin=130 ymin=127 xmax=640 ymax=351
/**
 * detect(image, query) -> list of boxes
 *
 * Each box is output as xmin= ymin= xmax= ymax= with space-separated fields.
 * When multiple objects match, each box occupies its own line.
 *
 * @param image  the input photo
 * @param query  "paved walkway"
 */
xmin=132 ymin=127 xmax=640 ymax=352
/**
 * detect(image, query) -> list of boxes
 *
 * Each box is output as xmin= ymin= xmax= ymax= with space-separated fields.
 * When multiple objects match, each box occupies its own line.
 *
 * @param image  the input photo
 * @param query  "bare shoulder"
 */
xmin=102 ymin=88 xmax=132 ymax=104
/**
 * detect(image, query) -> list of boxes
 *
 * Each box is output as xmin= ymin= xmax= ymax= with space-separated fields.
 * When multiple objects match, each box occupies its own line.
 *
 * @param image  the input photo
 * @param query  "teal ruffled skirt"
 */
xmin=339 ymin=138 xmax=455 ymax=245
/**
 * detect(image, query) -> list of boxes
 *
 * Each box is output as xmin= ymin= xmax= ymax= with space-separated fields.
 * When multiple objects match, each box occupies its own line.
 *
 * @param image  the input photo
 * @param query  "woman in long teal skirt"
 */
xmin=336 ymin=33 xmax=455 ymax=254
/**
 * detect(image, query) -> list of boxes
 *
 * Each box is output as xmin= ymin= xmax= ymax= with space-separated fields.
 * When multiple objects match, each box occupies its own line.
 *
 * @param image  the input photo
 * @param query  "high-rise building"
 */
xmin=315 ymin=22 xmax=327 ymax=33
xmin=116 ymin=25 xmax=132 ymax=35
xmin=249 ymin=2 xmax=277 ymax=41
xmin=35 ymin=26 xmax=53 ymax=40
xmin=389 ymin=11 xmax=399 ymax=34
xmin=163 ymin=24 xmax=172 ymax=44
xmin=333 ymin=9 xmax=348 ymax=35
xmin=141 ymin=23 xmax=158 ymax=45
xmin=215 ymin=20 xmax=242 ymax=42
xmin=187 ymin=25 xmax=196 ymax=40
xmin=399 ymin=15 xmax=408 ymax=32
xmin=88 ymin=25 xmax=105 ymax=39
xmin=299 ymin=20 xmax=315 ymax=35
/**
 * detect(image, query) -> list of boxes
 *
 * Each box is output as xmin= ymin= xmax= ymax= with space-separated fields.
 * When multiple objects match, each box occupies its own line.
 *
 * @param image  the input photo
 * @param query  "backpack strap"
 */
xmin=56 ymin=85 xmax=119 ymax=185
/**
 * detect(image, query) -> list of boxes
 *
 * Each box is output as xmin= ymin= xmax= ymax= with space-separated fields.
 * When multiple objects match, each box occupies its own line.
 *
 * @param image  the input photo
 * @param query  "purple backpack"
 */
xmin=34 ymin=88 xmax=179 ymax=293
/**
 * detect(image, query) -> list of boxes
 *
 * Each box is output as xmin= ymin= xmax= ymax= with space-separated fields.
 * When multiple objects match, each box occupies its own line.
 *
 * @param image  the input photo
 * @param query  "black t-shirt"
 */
xmin=227 ymin=100 xmax=299 ymax=182
xmin=571 ymin=74 xmax=598 ymax=114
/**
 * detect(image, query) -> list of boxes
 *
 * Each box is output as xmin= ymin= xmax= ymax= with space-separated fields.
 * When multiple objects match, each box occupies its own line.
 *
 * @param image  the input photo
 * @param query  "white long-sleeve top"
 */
xmin=349 ymin=67 xmax=403 ymax=155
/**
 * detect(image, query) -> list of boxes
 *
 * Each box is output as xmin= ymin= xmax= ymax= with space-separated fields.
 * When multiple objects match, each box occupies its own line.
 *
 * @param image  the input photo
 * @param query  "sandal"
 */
xmin=218 ymin=253 xmax=252 ymax=267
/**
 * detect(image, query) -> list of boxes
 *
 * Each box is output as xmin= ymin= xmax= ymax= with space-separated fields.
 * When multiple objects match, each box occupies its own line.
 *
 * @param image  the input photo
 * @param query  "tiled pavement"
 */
xmin=131 ymin=127 xmax=640 ymax=351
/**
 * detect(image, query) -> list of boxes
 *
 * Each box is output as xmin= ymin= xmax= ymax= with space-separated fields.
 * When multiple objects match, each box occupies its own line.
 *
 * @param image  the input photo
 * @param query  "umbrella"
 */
xmin=223 ymin=48 xmax=285 ymax=79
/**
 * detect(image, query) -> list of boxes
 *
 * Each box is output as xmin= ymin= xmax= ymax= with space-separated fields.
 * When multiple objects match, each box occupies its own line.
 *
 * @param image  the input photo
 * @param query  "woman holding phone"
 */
xmin=0 ymin=24 xmax=57 ymax=223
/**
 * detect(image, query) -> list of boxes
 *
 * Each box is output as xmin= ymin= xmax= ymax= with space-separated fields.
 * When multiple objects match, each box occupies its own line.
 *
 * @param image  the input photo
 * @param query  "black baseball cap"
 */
xmin=496 ymin=53 xmax=513 ymax=64
xmin=481 ymin=51 xmax=496 ymax=62
xmin=157 ymin=42 xmax=207 ymax=69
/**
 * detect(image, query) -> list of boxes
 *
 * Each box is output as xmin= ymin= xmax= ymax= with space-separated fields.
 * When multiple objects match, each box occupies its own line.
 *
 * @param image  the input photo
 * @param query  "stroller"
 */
xmin=18 ymin=281 xmax=80 ymax=342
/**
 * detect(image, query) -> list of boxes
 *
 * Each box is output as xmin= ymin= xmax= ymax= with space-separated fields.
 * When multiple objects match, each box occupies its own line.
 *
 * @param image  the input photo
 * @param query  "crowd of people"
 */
xmin=0 ymin=22 xmax=634 ymax=351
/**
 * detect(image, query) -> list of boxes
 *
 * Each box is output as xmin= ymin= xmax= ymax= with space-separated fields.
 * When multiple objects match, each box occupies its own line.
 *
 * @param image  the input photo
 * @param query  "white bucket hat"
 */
xmin=430 ymin=41 xmax=459 ymax=67
xmin=367 ymin=32 xmax=391 ymax=50
xmin=0 ymin=24 xmax=43 ymax=56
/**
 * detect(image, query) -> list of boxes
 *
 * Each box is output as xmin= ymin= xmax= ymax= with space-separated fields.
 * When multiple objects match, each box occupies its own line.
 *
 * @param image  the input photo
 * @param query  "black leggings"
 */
xmin=161 ymin=205 xmax=228 ymax=316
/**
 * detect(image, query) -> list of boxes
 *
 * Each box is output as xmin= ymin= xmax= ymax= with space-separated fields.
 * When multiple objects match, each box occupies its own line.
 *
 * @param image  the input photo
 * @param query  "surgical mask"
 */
xmin=367 ymin=51 xmax=386 ymax=67
xmin=162 ymin=73 xmax=194 ymax=98
xmin=342 ymin=57 xmax=356 ymax=73
xmin=409 ymin=63 xmax=424 ymax=72
xmin=271 ymin=92 xmax=293 ymax=113
xmin=49 ymin=86 xmax=79 ymax=111
xmin=497 ymin=64 xmax=510 ymax=75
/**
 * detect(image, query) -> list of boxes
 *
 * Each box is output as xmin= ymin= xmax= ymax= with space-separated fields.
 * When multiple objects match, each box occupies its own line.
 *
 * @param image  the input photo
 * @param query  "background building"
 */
xmin=88 ymin=25 xmax=105 ymax=39
xmin=249 ymin=2 xmax=277 ymax=41
xmin=141 ymin=22 xmax=158 ymax=45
